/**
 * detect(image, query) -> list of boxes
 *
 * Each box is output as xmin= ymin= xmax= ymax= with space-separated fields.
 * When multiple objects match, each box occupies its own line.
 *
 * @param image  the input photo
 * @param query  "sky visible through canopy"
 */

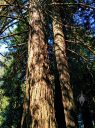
xmin=0 ymin=0 xmax=95 ymax=57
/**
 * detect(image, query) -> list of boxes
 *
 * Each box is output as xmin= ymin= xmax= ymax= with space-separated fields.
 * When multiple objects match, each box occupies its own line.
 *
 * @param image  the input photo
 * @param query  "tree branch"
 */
xmin=67 ymin=48 xmax=88 ymax=61
xmin=0 ymin=30 xmax=28 ymax=40
xmin=66 ymin=40 xmax=95 ymax=56
xmin=48 ymin=2 xmax=95 ymax=10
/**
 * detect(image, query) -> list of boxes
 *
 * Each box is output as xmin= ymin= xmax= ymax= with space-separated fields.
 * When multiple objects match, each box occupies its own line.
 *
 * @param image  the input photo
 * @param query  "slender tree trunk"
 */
xmin=52 ymin=1 xmax=77 ymax=128
xmin=21 ymin=0 xmax=57 ymax=128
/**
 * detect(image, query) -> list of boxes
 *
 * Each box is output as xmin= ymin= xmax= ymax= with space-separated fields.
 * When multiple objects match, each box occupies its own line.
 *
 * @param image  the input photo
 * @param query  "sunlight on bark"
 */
xmin=52 ymin=1 xmax=77 ymax=127
xmin=21 ymin=1 xmax=57 ymax=128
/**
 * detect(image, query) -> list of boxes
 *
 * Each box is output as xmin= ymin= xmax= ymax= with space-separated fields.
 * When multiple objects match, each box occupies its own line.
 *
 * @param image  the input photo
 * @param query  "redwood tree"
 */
xmin=21 ymin=0 xmax=57 ymax=128
xmin=52 ymin=0 xmax=77 ymax=127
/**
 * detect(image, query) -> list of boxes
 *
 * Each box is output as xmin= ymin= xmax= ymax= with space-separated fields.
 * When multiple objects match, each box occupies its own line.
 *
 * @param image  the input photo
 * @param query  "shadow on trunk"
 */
xmin=53 ymin=54 xmax=66 ymax=128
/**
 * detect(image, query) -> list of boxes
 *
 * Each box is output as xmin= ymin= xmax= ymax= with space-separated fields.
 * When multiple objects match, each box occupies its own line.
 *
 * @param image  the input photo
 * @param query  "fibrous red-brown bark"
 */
xmin=52 ymin=1 xmax=77 ymax=128
xmin=21 ymin=0 xmax=57 ymax=128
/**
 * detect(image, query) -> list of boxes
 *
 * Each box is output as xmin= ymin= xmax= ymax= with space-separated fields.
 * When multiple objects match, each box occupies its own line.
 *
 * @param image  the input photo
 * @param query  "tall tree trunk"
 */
xmin=52 ymin=1 xmax=77 ymax=128
xmin=21 ymin=0 xmax=57 ymax=128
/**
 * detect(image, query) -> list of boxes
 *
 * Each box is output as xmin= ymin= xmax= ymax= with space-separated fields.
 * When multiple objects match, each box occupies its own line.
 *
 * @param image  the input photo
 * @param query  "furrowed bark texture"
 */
xmin=21 ymin=0 xmax=57 ymax=128
xmin=52 ymin=1 xmax=77 ymax=128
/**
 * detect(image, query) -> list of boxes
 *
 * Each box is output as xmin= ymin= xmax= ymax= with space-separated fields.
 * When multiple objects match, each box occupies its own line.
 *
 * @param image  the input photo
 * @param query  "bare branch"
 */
xmin=0 ymin=4 xmax=9 ymax=6
xmin=0 ymin=30 xmax=28 ymax=40
xmin=48 ymin=2 xmax=95 ymax=10
xmin=67 ymin=48 xmax=88 ymax=62
xmin=66 ymin=40 xmax=95 ymax=56
xmin=6 ymin=43 xmax=26 ymax=48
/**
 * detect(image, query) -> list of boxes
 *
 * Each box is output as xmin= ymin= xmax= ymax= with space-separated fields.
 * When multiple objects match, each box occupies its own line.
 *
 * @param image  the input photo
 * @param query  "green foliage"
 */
xmin=0 ymin=89 xmax=9 ymax=126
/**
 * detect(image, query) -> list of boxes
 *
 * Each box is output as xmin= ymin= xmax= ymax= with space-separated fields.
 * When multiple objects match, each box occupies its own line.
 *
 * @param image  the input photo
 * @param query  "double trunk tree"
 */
xmin=21 ymin=0 xmax=77 ymax=128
